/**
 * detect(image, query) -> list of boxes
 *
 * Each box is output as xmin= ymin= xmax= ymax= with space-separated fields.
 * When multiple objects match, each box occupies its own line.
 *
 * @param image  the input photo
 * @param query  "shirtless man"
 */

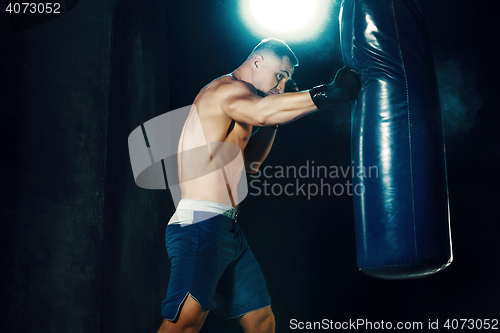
xmin=157 ymin=38 xmax=360 ymax=333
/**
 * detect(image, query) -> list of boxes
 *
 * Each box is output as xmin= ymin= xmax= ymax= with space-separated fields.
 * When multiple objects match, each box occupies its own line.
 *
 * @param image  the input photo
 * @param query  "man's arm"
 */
xmin=243 ymin=79 xmax=300 ymax=174
xmin=219 ymin=80 xmax=318 ymax=126
xmin=219 ymin=67 xmax=360 ymax=127
xmin=244 ymin=126 xmax=277 ymax=174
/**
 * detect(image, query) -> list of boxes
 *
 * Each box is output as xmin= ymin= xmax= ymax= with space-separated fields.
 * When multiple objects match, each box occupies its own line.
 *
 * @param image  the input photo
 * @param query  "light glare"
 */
xmin=241 ymin=0 xmax=329 ymax=41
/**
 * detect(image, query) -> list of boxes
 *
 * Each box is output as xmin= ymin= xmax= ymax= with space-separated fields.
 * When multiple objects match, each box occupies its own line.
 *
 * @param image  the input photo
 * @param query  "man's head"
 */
xmin=246 ymin=38 xmax=298 ymax=95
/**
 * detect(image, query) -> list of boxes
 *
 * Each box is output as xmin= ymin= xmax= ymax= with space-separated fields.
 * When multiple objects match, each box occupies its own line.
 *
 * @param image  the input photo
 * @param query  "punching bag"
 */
xmin=340 ymin=0 xmax=453 ymax=279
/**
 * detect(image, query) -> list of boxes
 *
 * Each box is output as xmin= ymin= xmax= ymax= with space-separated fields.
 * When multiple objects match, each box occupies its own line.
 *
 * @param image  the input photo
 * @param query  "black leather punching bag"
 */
xmin=340 ymin=0 xmax=453 ymax=279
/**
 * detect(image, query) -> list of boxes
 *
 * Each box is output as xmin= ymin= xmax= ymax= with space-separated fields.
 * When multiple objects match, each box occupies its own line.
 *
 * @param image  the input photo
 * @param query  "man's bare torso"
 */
xmin=177 ymin=75 xmax=254 ymax=207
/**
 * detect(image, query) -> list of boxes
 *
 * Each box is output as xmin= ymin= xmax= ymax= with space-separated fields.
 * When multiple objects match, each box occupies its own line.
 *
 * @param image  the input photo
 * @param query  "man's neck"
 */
xmin=231 ymin=63 xmax=252 ymax=83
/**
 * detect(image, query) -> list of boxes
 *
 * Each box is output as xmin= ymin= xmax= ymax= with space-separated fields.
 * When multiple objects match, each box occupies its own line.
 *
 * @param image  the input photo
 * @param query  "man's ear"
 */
xmin=252 ymin=55 xmax=264 ymax=70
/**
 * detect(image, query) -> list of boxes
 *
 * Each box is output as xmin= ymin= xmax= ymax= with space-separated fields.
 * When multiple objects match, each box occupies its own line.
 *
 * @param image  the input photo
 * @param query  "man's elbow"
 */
xmin=245 ymin=161 xmax=261 ymax=174
xmin=246 ymin=168 xmax=258 ymax=175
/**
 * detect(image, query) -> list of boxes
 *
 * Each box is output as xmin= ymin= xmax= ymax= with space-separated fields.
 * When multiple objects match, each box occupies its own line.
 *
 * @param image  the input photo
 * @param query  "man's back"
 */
xmin=178 ymin=75 xmax=253 ymax=207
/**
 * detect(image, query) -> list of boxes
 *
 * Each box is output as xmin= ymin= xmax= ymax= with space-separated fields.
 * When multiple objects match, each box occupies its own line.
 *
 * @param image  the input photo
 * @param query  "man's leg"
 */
xmin=237 ymin=306 xmax=275 ymax=333
xmin=157 ymin=294 xmax=209 ymax=333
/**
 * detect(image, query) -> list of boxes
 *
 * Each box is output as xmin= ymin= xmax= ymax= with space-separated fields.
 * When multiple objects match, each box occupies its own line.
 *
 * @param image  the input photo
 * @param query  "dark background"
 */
xmin=1 ymin=0 xmax=498 ymax=332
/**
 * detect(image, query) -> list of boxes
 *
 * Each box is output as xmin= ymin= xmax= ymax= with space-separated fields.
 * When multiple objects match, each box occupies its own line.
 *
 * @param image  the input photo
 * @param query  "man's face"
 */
xmin=253 ymin=54 xmax=294 ymax=96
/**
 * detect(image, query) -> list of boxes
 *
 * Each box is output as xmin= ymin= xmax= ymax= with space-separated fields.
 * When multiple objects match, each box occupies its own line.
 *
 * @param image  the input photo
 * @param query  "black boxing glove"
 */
xmin=309 ymin=66 xmax=361 ymax=109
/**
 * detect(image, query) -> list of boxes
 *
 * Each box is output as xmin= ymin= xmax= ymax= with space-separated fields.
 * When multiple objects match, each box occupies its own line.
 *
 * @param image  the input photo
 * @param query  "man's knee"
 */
xmin=157 ymin=319 xmax=202 ymax=333
xmin=239 ymin=306 xmax=275 ymax=333
xmin=259 ymin=310 xmax=275 ymax=333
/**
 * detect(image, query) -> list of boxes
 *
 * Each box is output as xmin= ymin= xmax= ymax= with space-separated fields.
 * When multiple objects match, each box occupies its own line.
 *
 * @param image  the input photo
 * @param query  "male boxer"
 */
xmin=157 ymin=38 xmax=360 ymax=333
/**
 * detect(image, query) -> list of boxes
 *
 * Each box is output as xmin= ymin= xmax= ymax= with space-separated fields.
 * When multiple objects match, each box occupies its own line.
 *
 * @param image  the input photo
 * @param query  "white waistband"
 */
xmin=176 ymin=199 xmax=234 ymax=215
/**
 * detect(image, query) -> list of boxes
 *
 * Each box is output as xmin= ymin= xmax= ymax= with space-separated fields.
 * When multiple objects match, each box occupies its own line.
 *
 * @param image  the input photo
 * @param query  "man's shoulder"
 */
xmin=212 ymin=75 xmax=257 ymax=98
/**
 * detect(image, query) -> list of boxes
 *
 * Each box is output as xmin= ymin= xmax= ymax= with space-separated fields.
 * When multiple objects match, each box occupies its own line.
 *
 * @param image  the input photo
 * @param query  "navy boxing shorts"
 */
xmin=161 ymin=199 xmax=271 ymax=320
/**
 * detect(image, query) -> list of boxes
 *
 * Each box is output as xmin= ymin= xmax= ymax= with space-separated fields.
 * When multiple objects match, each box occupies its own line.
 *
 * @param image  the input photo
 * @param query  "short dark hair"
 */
xmin=249 ymin=38 xmax=299 ymax=67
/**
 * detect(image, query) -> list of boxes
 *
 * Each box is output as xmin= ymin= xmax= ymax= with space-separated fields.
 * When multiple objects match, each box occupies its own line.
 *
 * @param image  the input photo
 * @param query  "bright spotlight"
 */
xmin=240 ymin=0 xmax=331 ymax=41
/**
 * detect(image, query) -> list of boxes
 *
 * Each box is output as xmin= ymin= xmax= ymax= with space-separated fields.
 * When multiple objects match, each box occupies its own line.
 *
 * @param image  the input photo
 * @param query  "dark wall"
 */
xmin=1 ymin=1 xmax=170 ymax=332
xmin=100 ymin=0 xmax=170 ymax=332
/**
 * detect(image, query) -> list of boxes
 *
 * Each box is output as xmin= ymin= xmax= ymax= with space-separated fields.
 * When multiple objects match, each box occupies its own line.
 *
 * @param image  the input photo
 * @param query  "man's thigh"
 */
xmin=158 ymin=294 xmax=209 ymax=333
xmin=213 ymin=242 xmax=272 ymax=319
